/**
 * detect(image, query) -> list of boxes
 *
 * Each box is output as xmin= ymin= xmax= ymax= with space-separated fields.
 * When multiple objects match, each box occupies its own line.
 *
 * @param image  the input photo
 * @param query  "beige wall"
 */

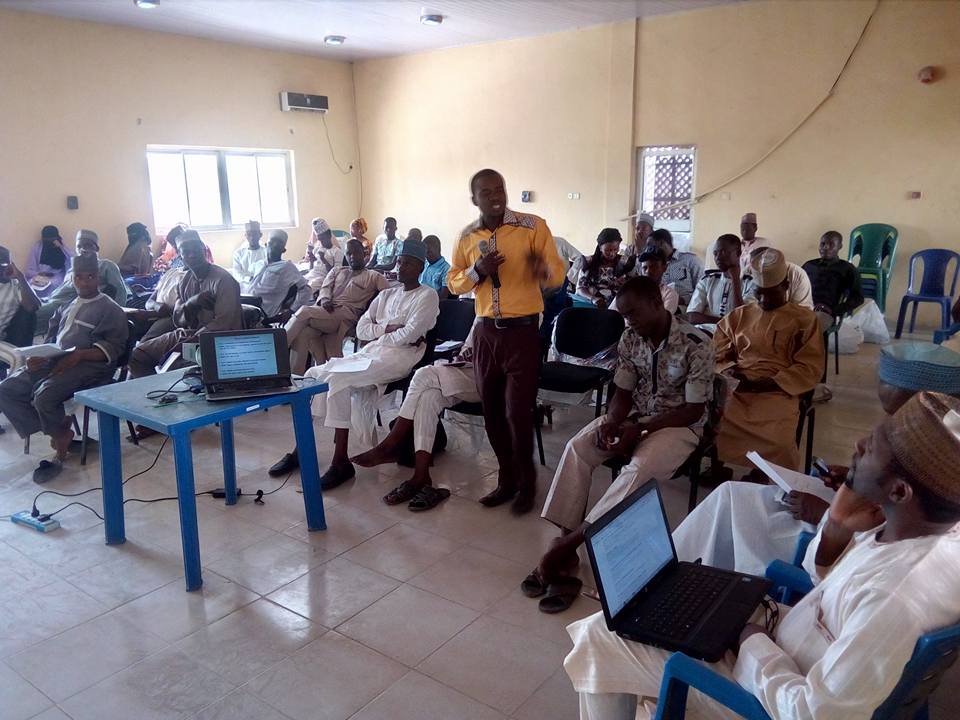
xmin=637 ymin=0 xmax=960 ymax=322
xmin=0 ymin=8 xmax=360 ymax=266
xmin=354 ymin=21 xmax=637 ymax=256
xmin=3 ymin=2 xmax=958 ymax=321
xmin=355 ymin=0 xmax=960 ymax=321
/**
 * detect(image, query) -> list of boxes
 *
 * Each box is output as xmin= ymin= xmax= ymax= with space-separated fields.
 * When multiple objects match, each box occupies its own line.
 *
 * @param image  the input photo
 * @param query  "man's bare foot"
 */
xmin=537 ymin=536 xmax=581 ymax=583
xmin=50 ymin=427 xmax=74 ymax=462
xmin=351 ymin=443 xmax=401 ymax=468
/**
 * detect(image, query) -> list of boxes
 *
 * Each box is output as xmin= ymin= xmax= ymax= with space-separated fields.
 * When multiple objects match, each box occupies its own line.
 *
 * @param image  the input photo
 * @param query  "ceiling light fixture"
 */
xmin=420 ymin=12 xmax=443 ymax=26
xmin=324 ymin=35 xmax=346 ymax=46
xmin=134 ymin=0 xmax=158 ymax=8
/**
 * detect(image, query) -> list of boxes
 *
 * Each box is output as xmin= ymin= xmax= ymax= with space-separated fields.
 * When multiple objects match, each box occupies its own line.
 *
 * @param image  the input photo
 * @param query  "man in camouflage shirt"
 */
xmin=521 ymin=276 xmax=714 ymax=613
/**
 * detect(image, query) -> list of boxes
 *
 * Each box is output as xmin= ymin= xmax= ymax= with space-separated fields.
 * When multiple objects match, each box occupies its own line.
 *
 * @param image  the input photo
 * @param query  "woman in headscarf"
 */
xmin=118 ymin=222 xmax=155 ymax=277
xmin=24 ymin=225 xmax=73 ymax=299
xmin=350 ymin=217 xmax=372 ymax=261
xmin=575 ymin=228 xmax=635 ymax=309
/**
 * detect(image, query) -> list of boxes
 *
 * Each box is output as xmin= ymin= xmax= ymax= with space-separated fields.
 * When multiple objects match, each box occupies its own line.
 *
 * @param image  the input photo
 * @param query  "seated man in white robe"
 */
xmin=674 ymin=341 xmax=960 ymax=576
xmin=352 ymin=322 xmax=480 ymax=511
xmin=268 ymin=238 xmax=440 ymax=488
xmin=566 ymin=391 xmax=960 ymax=720
xmin=524 ymin=277 xmax=714 ymax=613
xmin=246 ymin=230 xmax=311 ymax=319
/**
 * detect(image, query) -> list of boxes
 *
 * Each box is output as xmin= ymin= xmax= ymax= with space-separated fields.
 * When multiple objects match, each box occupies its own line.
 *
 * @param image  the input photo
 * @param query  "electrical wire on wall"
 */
xmin=317 ymin=65 xmax=364 ymax=218
xmin=625 ymin=0 xmax=881 ymax=221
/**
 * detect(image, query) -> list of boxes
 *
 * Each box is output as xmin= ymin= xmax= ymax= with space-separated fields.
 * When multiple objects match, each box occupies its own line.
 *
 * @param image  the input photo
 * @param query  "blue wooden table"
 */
xmin=74 ymin=370 xmax=329 ymax=591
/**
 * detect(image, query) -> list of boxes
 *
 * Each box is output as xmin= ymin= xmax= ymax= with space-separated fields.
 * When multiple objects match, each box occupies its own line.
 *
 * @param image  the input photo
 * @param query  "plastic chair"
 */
xmin=765 ymin=530 xmax=816 ymax=605
xmin=653 ymin=569 xmax=960 ymax=719
xmin=895 ymin=249 xmax=960 ymax=338
xmin=382 ymin=298 xmax=475 ymax=400
xmin=933 ymin=323 xmax=960 ymax=345
xmin=534 ymin=307 xmax=625 ymax=465
xmin=849 ymin=224 xmax=898 ymax=313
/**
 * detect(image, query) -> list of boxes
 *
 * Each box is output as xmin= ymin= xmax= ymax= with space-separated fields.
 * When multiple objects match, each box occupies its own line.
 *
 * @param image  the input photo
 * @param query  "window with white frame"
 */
xmin=146 ymin=146 xmax=296 ymax=232
xmin=637 ymin=145 xmax=696 ymax=243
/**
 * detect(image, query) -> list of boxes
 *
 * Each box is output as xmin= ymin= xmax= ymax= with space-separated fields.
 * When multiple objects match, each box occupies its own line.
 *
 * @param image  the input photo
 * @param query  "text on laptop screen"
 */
xmin=213 ymin=333 xmax=278 ymax=380
xmin=592 ymin=489 xmax=674 ymax=618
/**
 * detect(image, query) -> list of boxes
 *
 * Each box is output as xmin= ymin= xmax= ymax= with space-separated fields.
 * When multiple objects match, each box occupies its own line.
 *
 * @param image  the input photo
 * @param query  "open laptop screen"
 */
xmin=590 ymin=487 xmax=675 ymax=618
xmin=213 ymin=332 xmax=278 ymax=380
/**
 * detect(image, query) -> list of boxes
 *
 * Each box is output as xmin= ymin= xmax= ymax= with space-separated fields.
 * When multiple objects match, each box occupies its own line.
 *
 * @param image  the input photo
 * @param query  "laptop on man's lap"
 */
xmin=585 ymin=480 xmax=771 ymax=662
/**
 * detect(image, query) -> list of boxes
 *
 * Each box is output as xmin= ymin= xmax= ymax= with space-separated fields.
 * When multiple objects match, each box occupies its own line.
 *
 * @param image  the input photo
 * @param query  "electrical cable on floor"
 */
xmin=624 ymin=0 xmax=881 ymax=221
xmin=29 ymin=436 xmax=170 ymax=518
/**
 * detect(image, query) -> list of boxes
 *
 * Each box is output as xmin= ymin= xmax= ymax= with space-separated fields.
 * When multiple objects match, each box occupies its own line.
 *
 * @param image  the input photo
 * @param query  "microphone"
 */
xmin=478 ymin=239 xmax=501 ymax=289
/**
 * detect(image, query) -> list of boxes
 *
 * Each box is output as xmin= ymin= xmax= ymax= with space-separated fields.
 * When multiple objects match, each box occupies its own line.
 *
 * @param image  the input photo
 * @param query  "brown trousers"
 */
xmin=473 ymin=321 xmax=541 ymax=490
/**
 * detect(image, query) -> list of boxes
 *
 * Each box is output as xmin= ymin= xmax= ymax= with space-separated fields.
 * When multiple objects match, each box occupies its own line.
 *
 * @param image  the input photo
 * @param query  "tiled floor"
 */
xmin=0 ymin=331 xmax=955 ymax=719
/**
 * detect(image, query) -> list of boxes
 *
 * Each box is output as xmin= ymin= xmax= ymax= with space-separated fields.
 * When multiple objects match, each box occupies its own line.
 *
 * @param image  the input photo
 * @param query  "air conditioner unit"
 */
xmin=279 ymin=91 xmax=329 ymax=113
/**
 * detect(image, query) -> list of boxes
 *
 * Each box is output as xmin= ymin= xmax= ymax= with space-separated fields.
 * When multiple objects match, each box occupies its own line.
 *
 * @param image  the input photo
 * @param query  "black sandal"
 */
xmin=408 ymin=485 xmax=451 ymax=512
xmin=538 ymin=576 xmax=583 ymax=614
xmin=521 ymin=569 xmax=547 ymax=598
xmin=33 ymin=459 xmax=63 ymax=484
xmin=383 ymin=480 xmax=422 ymax=506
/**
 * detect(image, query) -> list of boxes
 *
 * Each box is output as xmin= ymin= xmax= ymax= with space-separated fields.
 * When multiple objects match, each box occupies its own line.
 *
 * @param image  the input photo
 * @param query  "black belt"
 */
xmin=480 ymin=314 xmax=538 ymax=329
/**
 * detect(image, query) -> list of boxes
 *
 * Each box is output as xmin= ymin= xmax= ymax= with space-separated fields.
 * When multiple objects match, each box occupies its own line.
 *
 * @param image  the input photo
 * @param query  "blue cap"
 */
xmin=879 ymin=343 xmax=960 ymax=394
xmin=399 ymin=238 xmax=427 ymax=264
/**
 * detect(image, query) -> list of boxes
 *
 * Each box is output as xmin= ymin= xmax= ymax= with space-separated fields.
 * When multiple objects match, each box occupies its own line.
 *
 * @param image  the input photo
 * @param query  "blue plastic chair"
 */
xmin=652 ymin=545 xmax=960 ymax=720
xmin=895 ymin=249 xmax=960 ymax=338
xmin=849 ymin=224 xmax=898 ymax=313
xmin=933 ymin=323 xmax=960 ymax=345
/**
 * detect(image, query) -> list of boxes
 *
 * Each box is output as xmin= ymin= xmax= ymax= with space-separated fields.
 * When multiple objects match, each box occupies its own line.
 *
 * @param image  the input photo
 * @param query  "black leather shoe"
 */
xmin=320 ymin=462 xmax=356 ymax=490
xmin=479 ymin=485 xmax=517 ymax=508
xmin=269 ymin=450 xmax=299 ymax=477
xmin=511 ymin=489 xmax=536 ymax=516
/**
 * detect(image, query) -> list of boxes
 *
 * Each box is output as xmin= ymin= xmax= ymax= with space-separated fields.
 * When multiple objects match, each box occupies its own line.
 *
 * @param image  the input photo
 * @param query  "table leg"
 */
xmin=171 ymin=430 xmax=203 ymax=591
xmin=98 ymin=411 xmax=125 ymax=545
xmin=291 ymin=395 xmax=326 ymax=531
xmin=219 ymin=419 xmax=237 ymax=506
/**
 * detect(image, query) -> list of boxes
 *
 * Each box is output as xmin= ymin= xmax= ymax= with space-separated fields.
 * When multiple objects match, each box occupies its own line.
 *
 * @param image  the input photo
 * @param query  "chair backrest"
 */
xmin=553 ymin=307 xmax=625 ymax=360
xmin=849 ymin=224 xmax=898 ymax=273
xmin=906 ymin=249 xmax=960 ymax=298
xmin=871 ymin=623 xmax=960 ymax=719
xmin=332 ymin=229 xmax=351 ymax=240
xmin=241 ymin=304 xmax=266 ymax=329
xmin=280 ymin=284 xmax=300 ymax=311
xmin=432 ymin=298 xmax=476 ymax=343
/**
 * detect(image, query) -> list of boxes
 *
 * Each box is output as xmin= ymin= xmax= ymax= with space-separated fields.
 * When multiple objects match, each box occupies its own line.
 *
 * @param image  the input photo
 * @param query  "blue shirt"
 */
xmin=420 ymin=256 xmax=451 ymax=293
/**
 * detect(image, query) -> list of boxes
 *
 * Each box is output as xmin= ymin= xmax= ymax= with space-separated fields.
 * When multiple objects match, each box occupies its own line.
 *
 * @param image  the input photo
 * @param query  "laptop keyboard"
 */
xmin=637 ymin=568 xmax=732 ymax=639
xmin=209 ymin=379 xmax=289 ymax=394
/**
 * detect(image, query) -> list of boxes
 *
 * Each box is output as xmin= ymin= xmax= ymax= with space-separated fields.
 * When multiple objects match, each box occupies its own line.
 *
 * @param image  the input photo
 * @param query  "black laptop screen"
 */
xmin=213 ymin=333 xmax=279 ymax=380
xmin=591 ymin=488 xmax=674 ymax=618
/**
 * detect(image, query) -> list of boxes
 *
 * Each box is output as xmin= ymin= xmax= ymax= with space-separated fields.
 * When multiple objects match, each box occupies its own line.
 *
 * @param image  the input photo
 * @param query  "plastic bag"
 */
xmin=830 ymin=320 xmax=864 ymax=354
xmin=853 ymin=299 xmax=891 ymax=345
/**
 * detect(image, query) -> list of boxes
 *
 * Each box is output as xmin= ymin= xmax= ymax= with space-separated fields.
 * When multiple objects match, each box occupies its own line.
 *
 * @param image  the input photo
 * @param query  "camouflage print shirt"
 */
xmin=613 ymin=316 xmax=714 ymax=432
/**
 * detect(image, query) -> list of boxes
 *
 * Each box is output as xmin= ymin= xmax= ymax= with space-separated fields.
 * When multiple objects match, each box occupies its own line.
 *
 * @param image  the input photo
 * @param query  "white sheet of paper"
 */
xmin=19 ymin=343 xmax=71 ymax=359
xmin=323 ymin=355 xmax=372 ymax=373
xmin=747 ymin=451 xmax=836 ymax=503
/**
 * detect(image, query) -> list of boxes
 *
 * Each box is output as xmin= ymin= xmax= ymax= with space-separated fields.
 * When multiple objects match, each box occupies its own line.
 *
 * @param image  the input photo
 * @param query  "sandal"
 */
xmin=32 ymin=459 xmax=63 ymax=484
xmin=408 ymin=485 xmax=451 ymax=512
xmin=538 ymin=576 xmax=583 ymax=614
xmin=521 ymin=569 xmax=547 ymax=598
xmin=383 ymin=480 xmax=422 ymax=506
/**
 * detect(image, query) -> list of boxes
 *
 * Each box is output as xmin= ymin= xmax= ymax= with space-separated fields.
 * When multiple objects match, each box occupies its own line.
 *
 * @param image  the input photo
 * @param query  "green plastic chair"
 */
xmin=849 ymin=223 xmax=898 ymax=313
xmin=332 ymin=229 xmax=350 ymax=241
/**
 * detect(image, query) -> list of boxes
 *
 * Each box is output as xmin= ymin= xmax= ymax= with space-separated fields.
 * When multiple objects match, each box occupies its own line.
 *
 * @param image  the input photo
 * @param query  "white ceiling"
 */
xmin=0 ymin=0 xmax=737 ymax=61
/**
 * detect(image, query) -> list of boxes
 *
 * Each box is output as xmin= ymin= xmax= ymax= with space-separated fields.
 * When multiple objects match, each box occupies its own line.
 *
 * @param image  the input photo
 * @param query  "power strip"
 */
xmin=11 ymin=510 xmax=60 ymax=533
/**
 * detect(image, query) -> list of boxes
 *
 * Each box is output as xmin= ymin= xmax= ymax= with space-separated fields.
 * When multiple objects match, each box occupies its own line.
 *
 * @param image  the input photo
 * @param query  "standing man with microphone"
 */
xmin=448 ymin=169 xmax=567 ymax=514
